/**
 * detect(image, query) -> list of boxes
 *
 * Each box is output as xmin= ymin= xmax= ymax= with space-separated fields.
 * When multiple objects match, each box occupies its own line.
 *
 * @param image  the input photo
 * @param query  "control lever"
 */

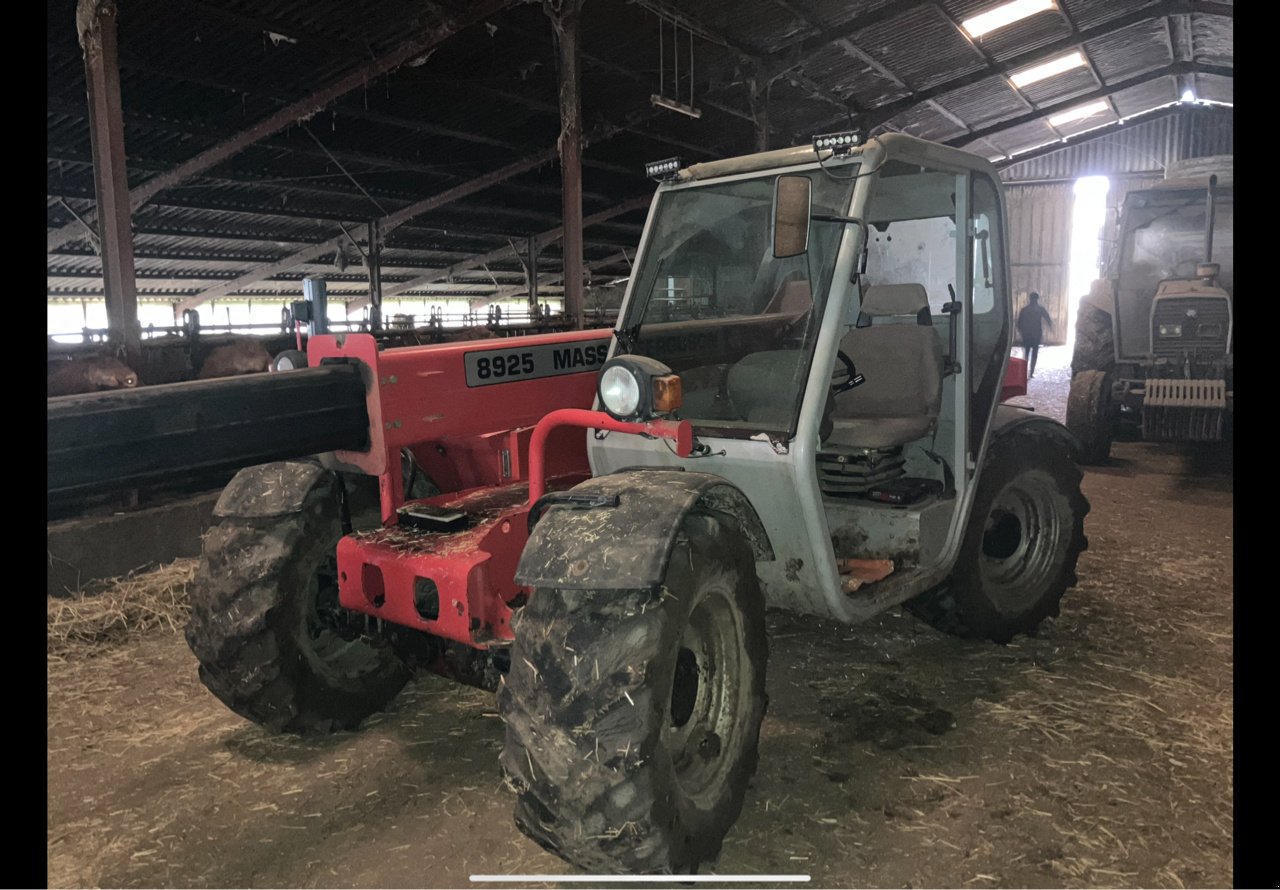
xmin=942 ymin=285 xmax=962 ymax=375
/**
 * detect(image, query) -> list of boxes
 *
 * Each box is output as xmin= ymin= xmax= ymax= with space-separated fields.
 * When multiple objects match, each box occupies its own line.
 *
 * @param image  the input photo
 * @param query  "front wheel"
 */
xmin=498 ymin=514 xmax=767 ymax=874
xmin=907 ymin=431 xmax=1089 ymax=643
xmin=185 ymin=462 xmax=410 ymax=734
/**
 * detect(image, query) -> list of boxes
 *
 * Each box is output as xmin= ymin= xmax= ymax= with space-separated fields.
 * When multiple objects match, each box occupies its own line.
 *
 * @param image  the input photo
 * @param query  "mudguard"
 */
xmin=514 ymin=469 xmax=774 ymax=591
xmin=990 ymin=404 xmax=1082 ymax=460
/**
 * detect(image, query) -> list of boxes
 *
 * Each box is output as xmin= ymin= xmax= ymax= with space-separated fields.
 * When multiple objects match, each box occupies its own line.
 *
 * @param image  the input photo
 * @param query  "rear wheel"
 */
xmin=1066 ymin=369 xmax=1114 ymax=464
xmin=185 ymin=462 xmax=410 ymax=734
xmin=907 ymin=431 xmax=1088 ymax=643
xmin=499 ymin=514 xmax=767 ymax=874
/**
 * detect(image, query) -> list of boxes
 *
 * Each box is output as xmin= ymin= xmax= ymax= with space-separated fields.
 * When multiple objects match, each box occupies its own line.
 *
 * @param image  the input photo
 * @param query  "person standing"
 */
xmin=1016 ymin=291 xmax=1054 ymax=378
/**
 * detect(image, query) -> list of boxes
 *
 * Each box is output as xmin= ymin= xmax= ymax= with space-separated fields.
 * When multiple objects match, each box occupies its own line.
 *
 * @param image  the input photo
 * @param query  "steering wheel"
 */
xmin=832 ymin=350 xmax=864 ymax=394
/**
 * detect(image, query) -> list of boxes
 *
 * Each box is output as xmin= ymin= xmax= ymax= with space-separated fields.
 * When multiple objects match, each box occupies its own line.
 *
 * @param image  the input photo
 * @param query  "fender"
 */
xmin=989 ymin=404 xmax=1082 ymax=460
xmin=514 ymin=469 xmax=774 ymax=591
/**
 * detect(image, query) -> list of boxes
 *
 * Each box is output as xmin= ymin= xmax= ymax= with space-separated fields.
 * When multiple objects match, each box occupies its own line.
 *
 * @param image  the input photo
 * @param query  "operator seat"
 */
xmin=762 ymin=274 xmax=812 ymax=316
xmin=825 ymin=283 xmax=944 ymax=449
xmin=722 ymin=273 xmax=816 ymax=427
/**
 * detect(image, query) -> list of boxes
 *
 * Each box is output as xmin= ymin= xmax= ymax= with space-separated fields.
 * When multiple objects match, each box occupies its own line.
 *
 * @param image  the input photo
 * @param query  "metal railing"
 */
xmin=49 ymin=305 xmax=620 ymax=345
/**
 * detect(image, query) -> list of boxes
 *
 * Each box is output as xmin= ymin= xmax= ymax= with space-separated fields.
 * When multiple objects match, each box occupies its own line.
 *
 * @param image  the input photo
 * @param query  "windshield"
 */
xmin=1114 ymin=186 xmax=1233 ymax=357
xmin=618 ymin=169 xmax=856 ymax=436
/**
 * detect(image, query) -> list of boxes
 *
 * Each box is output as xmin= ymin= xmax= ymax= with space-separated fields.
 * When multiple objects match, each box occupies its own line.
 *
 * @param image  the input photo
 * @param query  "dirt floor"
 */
xmin=47 ymin=348 xmax=1233 ymax=888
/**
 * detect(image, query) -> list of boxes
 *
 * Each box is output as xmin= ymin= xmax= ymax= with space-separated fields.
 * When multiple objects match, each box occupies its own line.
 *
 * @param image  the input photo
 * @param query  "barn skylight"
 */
xmin=962 ymin=0 xmax=1056 ymax=39
xmin=1010 ymin=51 xmax=1088 ymax=88
xmin=1048 ymin=100 xmax=1110 ymax=127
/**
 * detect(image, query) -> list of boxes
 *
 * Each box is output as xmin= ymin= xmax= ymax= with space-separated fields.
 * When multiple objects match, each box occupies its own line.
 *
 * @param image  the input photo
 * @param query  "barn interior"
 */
xmin=47 ymin=0 xmax=1232 ymax=886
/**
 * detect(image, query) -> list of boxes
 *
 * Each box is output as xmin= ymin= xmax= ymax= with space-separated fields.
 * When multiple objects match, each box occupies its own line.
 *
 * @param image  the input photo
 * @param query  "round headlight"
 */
xmin=599 ymin=365 xmax=642 ymax=418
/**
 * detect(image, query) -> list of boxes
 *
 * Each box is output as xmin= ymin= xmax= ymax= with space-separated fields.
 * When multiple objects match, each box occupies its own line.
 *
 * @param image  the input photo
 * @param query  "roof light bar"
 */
xmin=1010 ymin=51 xmax=1087 ymax=88
xmin=962 ymin=0 xmax=1055 ymax=39
xmin=644 ymin=157 xmax=682 ymax=181
xmin=1048 ymin=100 xmax=1110 ymax=128
xmin=812 ymin=131 xmax=861 ymax=157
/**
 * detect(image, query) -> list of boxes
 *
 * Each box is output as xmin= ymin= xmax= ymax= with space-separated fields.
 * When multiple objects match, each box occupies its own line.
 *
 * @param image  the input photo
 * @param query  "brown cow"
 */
xmin=197 ymin=339 xmax=272 ymax=379
xmin=47 ymin=357 xmax=139 ymax=397
xmin=449 ymin=326 xmax=498 ymax=342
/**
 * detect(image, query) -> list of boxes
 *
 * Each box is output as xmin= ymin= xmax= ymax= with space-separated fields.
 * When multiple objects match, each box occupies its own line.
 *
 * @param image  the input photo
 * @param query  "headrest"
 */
xmin=856 ymin=283 xmax=932 ymax=328
xmin=860 ymin=284 xmax=929 ymax=316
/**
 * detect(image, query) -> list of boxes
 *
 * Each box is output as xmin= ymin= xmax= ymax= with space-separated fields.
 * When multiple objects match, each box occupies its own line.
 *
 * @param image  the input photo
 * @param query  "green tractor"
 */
xmin=1068 ymin=157 xmax=1233 ymax=461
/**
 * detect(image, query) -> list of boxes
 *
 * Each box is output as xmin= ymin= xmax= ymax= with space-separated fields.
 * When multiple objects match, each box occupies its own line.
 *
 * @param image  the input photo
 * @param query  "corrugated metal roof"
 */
xmin=853 ymin=4 xmax=986 ymax=91
xmin=999 ymin=105 xmax=1233 ymax=181
xmin=1191 ymin=12 xmax=1233 ymax=66
xmin=1019 ymin=66 xmax=1100 ymax=108
xmin=1084 ymin=18 xmax=1173 ymax=82
xmin=1109 ymin=78 xmax=1179 ymax=117
xmin=940 ymin=0 xmax=1072 ymax=63
xmin=930 ymin=75 xmax=1028 ymax=128
xmin=47 ymin=0 xmax=1231 ymax=303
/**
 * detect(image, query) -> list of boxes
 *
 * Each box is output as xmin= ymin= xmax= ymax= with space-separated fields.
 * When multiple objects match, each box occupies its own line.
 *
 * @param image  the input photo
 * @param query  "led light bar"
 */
xmin=812 ymin=131 xmax=861 ymax=156
xmin=645 ymin=156 xmax=682 ymax=181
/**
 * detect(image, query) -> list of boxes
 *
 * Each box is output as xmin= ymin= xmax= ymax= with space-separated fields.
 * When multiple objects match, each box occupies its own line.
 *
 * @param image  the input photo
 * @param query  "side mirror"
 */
xmin=773 ymin=174 xmax=812 ymax=258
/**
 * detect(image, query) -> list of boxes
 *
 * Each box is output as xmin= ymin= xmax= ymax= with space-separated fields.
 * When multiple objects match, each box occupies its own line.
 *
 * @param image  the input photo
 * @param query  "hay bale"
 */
xmin=47 ymin=559 xmax=197 ymax=656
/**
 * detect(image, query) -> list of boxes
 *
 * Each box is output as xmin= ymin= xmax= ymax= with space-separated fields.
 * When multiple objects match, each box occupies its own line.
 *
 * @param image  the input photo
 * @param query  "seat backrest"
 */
xmin=832 ymin=283 xmax=944 ymax=421
xmin=762 ymin=275 xmax=813 ymax=316
xmin=727 ymin=349 xmax=805 ymax=427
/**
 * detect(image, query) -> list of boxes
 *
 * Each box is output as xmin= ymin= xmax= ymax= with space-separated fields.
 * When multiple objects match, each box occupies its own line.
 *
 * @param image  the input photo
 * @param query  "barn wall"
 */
xmin=997 ymin=105 xmax=1231 ymax=347
xmin=1005 ymin=183 xmax=1073 ymax=346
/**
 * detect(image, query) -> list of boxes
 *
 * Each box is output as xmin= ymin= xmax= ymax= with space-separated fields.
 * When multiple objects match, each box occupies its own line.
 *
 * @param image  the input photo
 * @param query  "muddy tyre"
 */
xmin=498 ymin=514 xmax=767 ymax=874
xmin=1071 ymin=304 xmax=1115 ymax=377
xmin=1066 ymin=370 xmax=1114 ymax=464
xmin=907 ymin=432 xmax=1088 ymax=643
xmin=185 ymin=463 xmax=410 ymax=734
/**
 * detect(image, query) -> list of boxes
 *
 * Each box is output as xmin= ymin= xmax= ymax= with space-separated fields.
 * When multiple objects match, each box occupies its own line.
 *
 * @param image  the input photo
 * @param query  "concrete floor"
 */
xmin=48 ymin=349 xmax=1232 ymax=888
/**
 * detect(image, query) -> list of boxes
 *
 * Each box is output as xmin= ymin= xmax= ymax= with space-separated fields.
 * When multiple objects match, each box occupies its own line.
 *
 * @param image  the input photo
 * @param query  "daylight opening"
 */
xmin=1066 ymin=175 xmax=1111 ymax=349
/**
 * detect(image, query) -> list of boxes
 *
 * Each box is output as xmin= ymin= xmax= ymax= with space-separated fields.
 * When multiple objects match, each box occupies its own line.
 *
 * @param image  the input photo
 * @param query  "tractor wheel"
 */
xmin=185 ymin=462 xmax=410 ymax=734
xmin=270 ymin=349 xmax=307 ymax=372
xmin=1066 ymin=370 xmax=1114 ymax=464
xmin=906 ymin=431 xmax=1088 ymax=644
xmin=498 ymin=514 xmax=767 ymax=875
xmin=1071 ymin=303 xmax=1115 ymax=377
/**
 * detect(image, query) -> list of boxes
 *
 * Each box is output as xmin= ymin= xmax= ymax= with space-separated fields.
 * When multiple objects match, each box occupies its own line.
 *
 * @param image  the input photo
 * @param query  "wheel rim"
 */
xmin=302 ymin=552 xmax=384 ymax=680
xmin=978 ymin=470 xmax=1066 ymax=612
xmin=663 ymin=586 xmax=745 ymax=805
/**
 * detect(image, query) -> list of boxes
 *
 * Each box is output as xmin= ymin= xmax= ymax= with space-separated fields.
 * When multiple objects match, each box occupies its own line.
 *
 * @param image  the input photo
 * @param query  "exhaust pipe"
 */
xmin=1204 ymin=173 xmax=1218 ymax=266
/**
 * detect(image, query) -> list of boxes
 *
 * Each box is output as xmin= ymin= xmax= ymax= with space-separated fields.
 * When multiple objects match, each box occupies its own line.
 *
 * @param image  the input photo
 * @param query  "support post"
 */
xmin=527 ymin=234 xmax=539 ymax=307
xmin=367 ymin=219 xmax=383 ymax=333
xmin=547 ymin=0 xmax=586 ymax=329
xmin=77 ymin=0 xmax=140 ymax=368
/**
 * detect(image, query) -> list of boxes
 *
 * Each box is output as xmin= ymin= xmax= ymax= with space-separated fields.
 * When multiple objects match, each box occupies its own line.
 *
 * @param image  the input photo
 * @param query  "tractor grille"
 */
xmin=1151 ymin=298 xmax=1230 ymax=361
